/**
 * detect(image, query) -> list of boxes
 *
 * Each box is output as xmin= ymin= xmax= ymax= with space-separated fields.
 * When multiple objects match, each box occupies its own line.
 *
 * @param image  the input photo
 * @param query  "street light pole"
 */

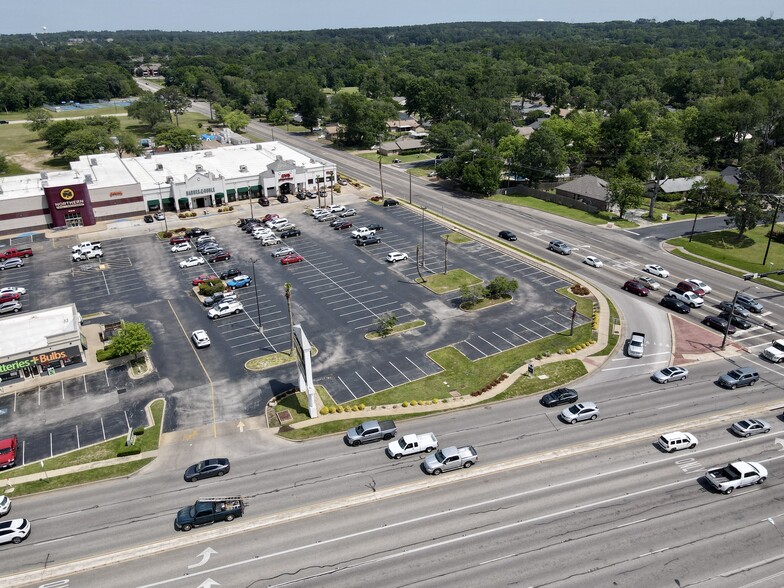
xmin=721 ymin=290 xmax=740 ymax=350
xmin=248 ymin=183 xmax=254 ymax=220
xmin=250 ymin=258 xmax=263 ymax=334
xmin=421 ymin=206 xmax=427 ymax=267
xmin=156 ymin=181 xmax=168 ymax=233
xmin=409 ymin=172 xmax=412 ymax=204
xmin=378 ymin=155 xmax=385 ymax=199
xmin=762 ymin=195 xmax=782 ymax=266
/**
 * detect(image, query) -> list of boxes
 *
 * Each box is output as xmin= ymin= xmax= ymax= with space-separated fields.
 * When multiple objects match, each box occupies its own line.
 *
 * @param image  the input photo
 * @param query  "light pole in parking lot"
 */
xmin=248 ymin=183 xmax=255 ymax=220
xmin=421 ymin=206 xmax=427 ymax=267
xmin=155 ymin=181 xmax=168 ymax=233
xmin=250 ymin=258 xmax=263 ymax=334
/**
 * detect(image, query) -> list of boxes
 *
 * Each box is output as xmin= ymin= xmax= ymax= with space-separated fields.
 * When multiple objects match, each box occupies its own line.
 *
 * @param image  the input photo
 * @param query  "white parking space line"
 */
xmin=388 ymin=361 xmax=410 ymax=382
xmin=461 ymin=339 xmax=486 ymax=356
xmin=337 ymin=376 xmax=357 ymax=399
xmin=406 ymin=357 xmax=430 ymax=376
xmin=531 ymin=318 xmax=558 ymax=334
xmin=354 ymin=371 xmax=375 ymax=393
xmin=493 ymin=331 xmax=517 ymax=347
xmin=477 ymin=335 xmax=502 ymax=352
xmin=505 ymin=327 xmax=530 ymax=342
xmin=372 ymin=366 xmax=394 ymax=388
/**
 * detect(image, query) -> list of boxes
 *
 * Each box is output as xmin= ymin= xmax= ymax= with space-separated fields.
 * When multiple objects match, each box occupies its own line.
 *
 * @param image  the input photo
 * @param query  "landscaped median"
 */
xmin=0 ymin=399 xmax=165 ymax=498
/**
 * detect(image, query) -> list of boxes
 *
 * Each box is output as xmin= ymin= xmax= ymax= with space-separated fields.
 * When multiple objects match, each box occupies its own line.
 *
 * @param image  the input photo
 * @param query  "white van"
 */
xmin=267 ymin=218 xmax=289 ymax=229
xmin=657 ymin=431 xmax=698 ymax=452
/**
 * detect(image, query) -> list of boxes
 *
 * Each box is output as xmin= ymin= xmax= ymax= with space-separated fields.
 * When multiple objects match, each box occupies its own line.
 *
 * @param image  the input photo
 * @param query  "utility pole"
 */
xmin=762 ymin=195 xmax=782 ymax=266
xmin=721 ymin=291 xmax=739 ymax=350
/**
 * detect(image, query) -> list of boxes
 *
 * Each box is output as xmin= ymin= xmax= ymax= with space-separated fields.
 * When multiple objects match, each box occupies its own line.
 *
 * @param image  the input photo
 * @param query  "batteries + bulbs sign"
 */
xmin=0 ymin=347 xmax=79 ymax=375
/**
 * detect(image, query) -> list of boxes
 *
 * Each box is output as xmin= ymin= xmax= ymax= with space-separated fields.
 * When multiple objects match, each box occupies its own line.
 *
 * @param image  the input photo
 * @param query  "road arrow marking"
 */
xmin=188 ymin=547 xmax=217 ymax=569
xmin=197 ymin=579 xmax=220 ymax=588
xmin=775 ymin=438 xmax=784 ymax=451
xmin=237 ymin=421 xmax=245 ymax=433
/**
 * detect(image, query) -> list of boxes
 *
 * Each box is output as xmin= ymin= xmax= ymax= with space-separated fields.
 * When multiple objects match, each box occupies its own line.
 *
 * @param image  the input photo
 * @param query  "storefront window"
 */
xmin=64 ymin=212 xmax=83 ymax=228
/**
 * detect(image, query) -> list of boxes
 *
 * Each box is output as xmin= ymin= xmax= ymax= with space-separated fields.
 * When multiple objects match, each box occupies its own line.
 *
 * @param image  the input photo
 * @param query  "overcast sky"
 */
xmin=3 ymin=0 xmax=779 ymax=35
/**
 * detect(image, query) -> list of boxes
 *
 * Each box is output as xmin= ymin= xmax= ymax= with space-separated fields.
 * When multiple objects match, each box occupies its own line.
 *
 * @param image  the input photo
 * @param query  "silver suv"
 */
xmin=718 ymin=367 xmax=760 ymax=389
xmin=548 ymin=240 xmax=572 ymax=255
xmin=0 ymin=301 xmax=22 ymax=314
xmin=735 ymin=293 xmax=764 ymax=313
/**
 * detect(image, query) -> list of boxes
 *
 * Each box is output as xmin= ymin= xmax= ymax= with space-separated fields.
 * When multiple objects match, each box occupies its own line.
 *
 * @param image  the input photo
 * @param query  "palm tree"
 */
xmin=284 ymin=282 xmax=294 ymax=355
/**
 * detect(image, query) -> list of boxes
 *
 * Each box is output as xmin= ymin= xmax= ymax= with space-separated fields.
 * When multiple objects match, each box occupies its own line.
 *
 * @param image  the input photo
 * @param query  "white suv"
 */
xmin=207 ymin=301 xmax=244 ymax=319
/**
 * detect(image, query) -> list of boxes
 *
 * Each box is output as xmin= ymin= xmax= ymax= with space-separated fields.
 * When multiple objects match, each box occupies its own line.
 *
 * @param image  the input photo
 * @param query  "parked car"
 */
xmin=622 ymin=280 xmax=649 ymax=296
xmin=171 ymin=242 xmax=192 ymax=253
xmin=356 ymin=235 xmax=381 ymax=246
xmin=196 ymin=235 xmax=217 ymax=244
xmin=0 ymin=258 xmax=25 ymax=271
xmin=227 ymin=275 xmax=252 ymax=288
xmin=0 ymin=518 xmax=30 ymax=545
xmin=702 ymin=315 xmax=737 ymax=334
xmin=262 ymin=214 xmax=280 ymax=222
xmin=333 ymin=221 xmax=353 ymax=231
xmin=339 ymin=208 xmax=357 ymax=217
xmin=735 ymin=293 xmax=764 ymax=313
xmin=154 ymin=212 xmax=166 ymax=221
xmin=208 ymin=301 xmax=244 ymax=319
xmin=0 ymin=301 xmax=22 ymax=314
xmin=258 ymin=196 xmax=270 ymax=207
xmin=383 ymin=198 xmax=399 ymax=207
xmin=280 ymin=228 xmax=302 ymax=239
xmin=685 ymin=279 xmax=711 ymax=294
xmin=651 ymin=366 xmax=689 ymax=384
xmin=0 ymin=287 xmax=26 ymax=296
xmin=192 ymin=274 xmax=218 ymax=286
xmin=366 ymin=223 xmax=384 ymax=232
xmin=296 ymin=192 xmax=307 ymax=200
xmin=584 ymin=256 xmax=603 ymax=267
xmin=179 ymin=256 xmax=205 ymax=268
xmin=202 ymin=292 xmax=237 ymax=307
xmin=731 ymin=419 xmax=771 ymax=438
xmin=281 ymin=253 xmax=305 ymax=265
xmin=208 ymin=252 xmax=232 ymax=263
xmin=541 ymin=388 xmax=578 ymax=407
xmin=548 ymin=240 xmax=572 ymax=255
xmin=277 ymin=194 xmax=289 ymax=203
xmin=644 ymin=264 xmax=669 ymax=278
xmin=329 ymin=204 xmax=346 ymax=213
xmin=0 ymin=292 xmax=21 ymax=304
xmin=185 ymin=228 xmax=209 ymax=238
xmin=560 ymin=402 xmax=599 ymax=424
xmin=498 ymin=230 xmax=517 ymax=241
xmin=386 ymin=252 xmax=408 ymax=263
xmin=169 ymin=236 xmax=189 ymax=245
xmin=271 ymin=246 xmax=295 ymax=258
xmin=260 ymin=235 xmax=282 ymax=246
xmin=0 ymin=495 xmax=10 ymax=516
xmin=717 ymin=300 xmax=750 ymax=318
xmin=317 ymin=214 xmax=337 ymax=223
xmin=199 ymin=245 xmax=224 ymax=256
xmin=184 ymin=458 xmax=230 ymax=482
xmin=719 ymin=311 xmax=752 ymax=329
xmin=636 ymin=275 xmax=661 ymax=290
xmin=220 ymin=267 xmax=242 ymax=280
xmin=191 ymin=330 xmax=211 ymax=348
xmin=717 ymin=367 xmax=759 ymax=389
xmin=659 ymin=296 xmax=691 ymax=313
xmin=144 ymin=215 xmax=154 ymax=223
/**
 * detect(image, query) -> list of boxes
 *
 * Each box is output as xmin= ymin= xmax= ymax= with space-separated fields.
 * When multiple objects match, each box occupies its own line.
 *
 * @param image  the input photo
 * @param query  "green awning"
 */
xmin=252 ymin=185 xmax=262 ymax=191
xmin=215 ymin=193 xmax=224 ymax=203
xmin=237 ymin=187 xmax=249 ymax=194
xmin=147 ymin=199 xmax=160 ymax=208
xmin=162 ymin=198 xmax=174 ymax=204
xmin=226 ymin=188 xmax=236 ymax=195
xmin=178 ymin=197 xmax=189 ymax=202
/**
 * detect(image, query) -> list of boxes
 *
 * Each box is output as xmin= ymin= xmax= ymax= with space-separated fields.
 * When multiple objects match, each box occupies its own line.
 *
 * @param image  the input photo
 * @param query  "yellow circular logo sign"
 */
xmin=60 ymin=188 xmax=75 ymax=201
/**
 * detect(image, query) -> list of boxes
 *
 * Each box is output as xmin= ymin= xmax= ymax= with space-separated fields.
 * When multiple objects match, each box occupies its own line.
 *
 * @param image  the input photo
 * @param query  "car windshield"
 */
xmin=737 ymin=421 xmax=751 ymax=428
xmin=434 ymin=450 xmax=445 ymax=461
xmin=727 ymin=370 xmax=742 ymax=378
xmin=568 ymin=405 xmax=580 ymax=415
xmin=661 ymin=368 xmax=674 ymax=376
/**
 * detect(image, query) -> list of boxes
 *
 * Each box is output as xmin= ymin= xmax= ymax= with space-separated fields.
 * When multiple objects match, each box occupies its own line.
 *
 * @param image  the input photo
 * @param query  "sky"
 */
xmin=2 ymin=0 xmax=779 ymax=35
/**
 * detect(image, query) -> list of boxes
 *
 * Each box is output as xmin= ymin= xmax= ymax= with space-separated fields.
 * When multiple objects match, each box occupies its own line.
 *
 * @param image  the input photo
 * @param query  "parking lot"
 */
xmin=0 ymin=198 xmax=588 ymax=458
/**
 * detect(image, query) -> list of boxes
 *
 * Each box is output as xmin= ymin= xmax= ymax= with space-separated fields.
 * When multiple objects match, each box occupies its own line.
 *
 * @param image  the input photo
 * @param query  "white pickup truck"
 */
xmin=762 ymin=339 xmax=784 ymax=363
xmin=705 ymin=460 xmax=767 ymax=494
xmin=72 ymin=247 xmax=103 ymax=262
xmin=628 ymin=332 xmax=645 ymax=358
xmin=387 ymin=433 xmax=438 ymax=459
xmin=423 ymin=445 xmax=478 ymax=475
xmin=351 ymin=227 xmax=376 ymax=239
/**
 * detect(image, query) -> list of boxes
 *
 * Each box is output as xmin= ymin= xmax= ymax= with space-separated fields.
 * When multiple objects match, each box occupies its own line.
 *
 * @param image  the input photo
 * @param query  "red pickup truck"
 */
xmin=0 ymin=248 xmax=33 ymax=260
xmin=0 ymin=435 xmax=18 ymax=469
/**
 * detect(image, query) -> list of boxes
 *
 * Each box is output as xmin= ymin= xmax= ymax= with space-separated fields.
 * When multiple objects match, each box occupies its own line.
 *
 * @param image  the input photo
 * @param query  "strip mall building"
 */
xmin=0 ymin=142 xmax=337 ymax=233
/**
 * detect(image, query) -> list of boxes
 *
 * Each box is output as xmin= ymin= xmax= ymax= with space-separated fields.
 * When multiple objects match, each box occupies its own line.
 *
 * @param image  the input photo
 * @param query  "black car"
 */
xmin=203 ymin=291 xmax=232 ymax=307
xmin=185 ymin=227 xmax=209 ymax=238
xmin=258 ymin=197 xmax=270 ymax=207
xmin=499 ymin=230 xmax=517 ymax=241
xmin=143 ymin=215 xmax=154 ymax=223
xmin=659 ymin=296 xmax=691 ymax=313
xmin=280 ymin=228 xmax=301 ymax=239
xmin=184 ymin=458 xmax=231 ymax=482
xmin=717 ymin=300 xmax=750 ymax=318
xmin=719 ymin=311 xmax=752 ymax=329
xmin=356 ymin=235 xmax=381 ymax=246
xmin=702 ymin=315 xmax=737 ymax=334
xmin=296 ymin=192 xmax=307 ymax=200
xmin=366 ymin=223 xmax=384 ymax=232
xmin=383 ymin=198 xmax=399 ymax=207
xmin=541 ymin=388 xmax=578 ymax=407
xmin=220 ymin=267 xmax=242 ymax=280
xmin=277 ymin=194 xmax=289 ymax=203
xmin=198 ymin=245 xmax=223 ymax=255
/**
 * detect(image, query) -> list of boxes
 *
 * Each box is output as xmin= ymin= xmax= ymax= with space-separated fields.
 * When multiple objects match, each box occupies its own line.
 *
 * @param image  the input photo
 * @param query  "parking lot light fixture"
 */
xmin=250 ymin=258 xmax=262 ymax=334
xmin=156 ymin=181 xmax=168 ymax=233
xmin=421 ymin=206 xmax=427 ymax=267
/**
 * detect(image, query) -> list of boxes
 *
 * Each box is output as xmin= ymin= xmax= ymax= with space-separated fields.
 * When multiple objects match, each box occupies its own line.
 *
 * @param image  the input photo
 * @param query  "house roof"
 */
xmin=658 ymin=176 xmax=703 ymax=193
xmin=557 ymin=175 xmax=609 ymax=201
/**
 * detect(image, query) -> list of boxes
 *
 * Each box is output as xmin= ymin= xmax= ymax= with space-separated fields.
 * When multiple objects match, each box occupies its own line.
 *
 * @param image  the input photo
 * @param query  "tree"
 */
xmin=156 ymin=127 xmax=201 ymax=152
xmin=223 ymin=110 xmax=250 ymax=133
xmin=0 ymin=153 xmax=8 ymax=174
xmin=459 ymin=284 xmax=485 ymax=308
xmin=285 ymin=282 xmax=294 ymax=356
xmin=114 ymin=131 xmax=143 ymax=158
xmin=127 ymin=93 xmax=169 ymax=128
xmin=423 ymin=120 xmax=476 ymax=155
xmin=107 ymin=322 xmax=153 ymax=359
xmin=331 ymin=93 xmax=396 ymax=148
xmin=485 ymin=276 xmax=519 ymax=299
xmin=156 ymin=87 xmax=191 ymax=127
xmin=61 ymin=127 xmax=116 ymax=161
xmin=725 ymin=154 xmax=784 ymax=236
xmin=25 ymin=108 xmax=52 ymax=133
xmin=607 ymin=176 xmax=645 ymax=220
xmin=518 ymin=127 xmax=567 ymax=187
xmin=268 ymin=98 xmax=294 ymax=127
xmin=375 ymin=313 xmax=398 ymax=338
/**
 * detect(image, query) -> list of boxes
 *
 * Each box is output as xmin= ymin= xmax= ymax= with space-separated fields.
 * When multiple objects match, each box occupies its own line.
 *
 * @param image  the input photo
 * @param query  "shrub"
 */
xmin=133 ymin=427 xmax=145 ymax=436
xmin=401 ymin=401 xmax=409 ymax=407
xmin=96 ymin=348 xmax=113 ymax=362
xmin=351 ymin=405 xmax=358 ymax=411
xmin=320 ymin=406 xmax=330 ymax=415
xmin=329 ymin=406 xmax=336 ymax=414
xmin=336 ymin=406 xmax=344 ymax=413
xmin=410 ymin=400 xmax=418 ymax=406
xmin=162 ymin=231 xmax=173 ymax=238
xmin=358 ymin=403 xmax=366 ymax=410
xmin=228 ymin=206 xmax=234 ymax=211
xmin=571 ymin=284 xmax=590 ymax=296
xmin=432 ymin=398 xmax=440 ymax=404
xmin=116 ymin=447 xmax=141 ymax=458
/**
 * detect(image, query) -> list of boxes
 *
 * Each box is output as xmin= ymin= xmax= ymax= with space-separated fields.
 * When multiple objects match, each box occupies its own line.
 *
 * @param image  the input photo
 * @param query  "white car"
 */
xmin=260 ymin=234 xmax=282 ymax=246
xmin=253 ymin=228 xmax=273 ymax=238
xmin=560 ymin=402 xmax=599 ymax=424
xmin=179 ymin=256 xmax=205 ymax=268
xmin=271 ymin=246 xmax=295 ymax=258
xmin=386 ymin=251 xmax=409 ymax=263
xmin=583 ymin=256 xmax=603 ymax=268
xmin=328 ymin=204 xmax=346 ymax=213
xmin=0 ymin=495 xmax=10 ymax=516
xmin=191 ymin=330 xmax=211 ymax=348
xmin=636 ymin=276 xmax=660 ymax=290
xmin=0 ymin=518 xmax=30 ymax=545
xmin=310 ymin=208 xmax=328 ymax=217
xmin=686 ymin=279 xmax=711 ymax=294
xmin=644 ymin=264 xmax=669 ymax=278
xmin=0 ymin=286 xmax=26 ymax=296
xmin=170 ymin=242 xmax=192 ymax=253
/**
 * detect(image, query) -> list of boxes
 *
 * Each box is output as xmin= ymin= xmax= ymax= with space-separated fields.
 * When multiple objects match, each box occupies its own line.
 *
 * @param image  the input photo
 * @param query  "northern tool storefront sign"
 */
xmin=44 ymin=183 xmax=96 ymax=226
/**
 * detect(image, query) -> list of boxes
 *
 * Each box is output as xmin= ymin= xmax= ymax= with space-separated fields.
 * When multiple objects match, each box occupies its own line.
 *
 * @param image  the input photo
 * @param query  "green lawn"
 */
xmin=489 ymin=194 xmax=638 ymax=228
xmin=417 ymin=268 xmax=482 ymax=293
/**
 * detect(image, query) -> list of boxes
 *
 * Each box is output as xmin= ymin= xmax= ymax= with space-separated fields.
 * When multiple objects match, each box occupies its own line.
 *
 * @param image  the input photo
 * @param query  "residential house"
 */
xmin=555 ymin=175 xmax=609 ymax=212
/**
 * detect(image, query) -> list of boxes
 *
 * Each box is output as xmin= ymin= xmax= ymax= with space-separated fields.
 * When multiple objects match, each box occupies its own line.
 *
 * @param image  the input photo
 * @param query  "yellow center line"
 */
xmin=167 ymin=300 xmax=217 ymax=438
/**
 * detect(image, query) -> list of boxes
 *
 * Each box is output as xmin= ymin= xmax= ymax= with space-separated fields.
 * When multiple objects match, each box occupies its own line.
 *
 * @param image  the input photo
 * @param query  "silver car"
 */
xmin=731 ymin=419 xmax=770 ymax=437
xmin=0 ymin=258 xmax=24 ymax=270
xmin=560 ymin=402 xmax=599 ymax=424
xmin=651 ymin=366 xmax=689 ymax=384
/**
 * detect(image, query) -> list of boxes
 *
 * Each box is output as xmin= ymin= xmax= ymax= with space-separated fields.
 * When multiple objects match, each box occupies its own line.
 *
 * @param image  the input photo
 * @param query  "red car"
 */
xmin=280 ymin=254 xmax=304 ymax=265
xmin=676 ymin=281 xmax=705 ymax=297
xmin=169 ymin=236 xmax=190 ymax=245
xmin=333 ymin=221 xmax=353 ymax=230
xmin=192 ymin=274 xmax=218 ymax=286
xmin=622 ymin=280 xmax=649 ymax=296
xmin=208 ymin=251 xmax=231 ymax=263
xmin=262 ymin=214 xmax=279 ymax=223
xmin=0 ymin=292 xmax=21 ymax=304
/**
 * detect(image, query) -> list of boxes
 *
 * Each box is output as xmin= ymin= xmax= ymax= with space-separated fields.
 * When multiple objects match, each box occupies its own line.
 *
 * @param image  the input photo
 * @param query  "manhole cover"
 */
xmin=277 ymin=410 xmax=293 ymax=424
xmin=117 ymin=387 xmax=127 ymax=394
